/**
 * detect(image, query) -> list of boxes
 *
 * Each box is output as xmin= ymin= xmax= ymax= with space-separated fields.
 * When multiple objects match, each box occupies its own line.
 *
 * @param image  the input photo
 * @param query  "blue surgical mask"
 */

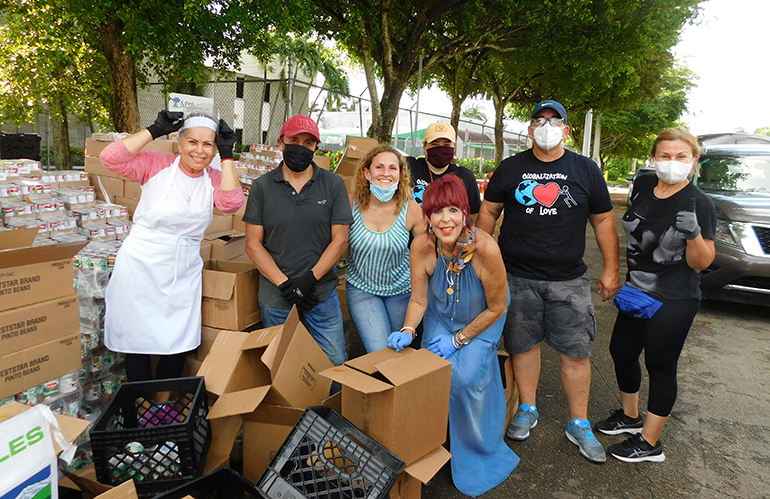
xmin=370 ymin=181 xmax=398 ymax=202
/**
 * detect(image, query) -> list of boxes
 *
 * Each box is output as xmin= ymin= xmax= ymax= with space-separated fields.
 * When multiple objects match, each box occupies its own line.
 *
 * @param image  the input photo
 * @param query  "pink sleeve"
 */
xmin=208 ymin=167 xmax=245 ymax=213
xmin=99 ymin=141 xmax=178 ymax=185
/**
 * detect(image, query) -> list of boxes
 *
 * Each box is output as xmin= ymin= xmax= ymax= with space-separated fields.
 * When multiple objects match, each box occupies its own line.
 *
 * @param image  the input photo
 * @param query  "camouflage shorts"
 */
xmin=502 ymin=272 xmax=596 ymax=358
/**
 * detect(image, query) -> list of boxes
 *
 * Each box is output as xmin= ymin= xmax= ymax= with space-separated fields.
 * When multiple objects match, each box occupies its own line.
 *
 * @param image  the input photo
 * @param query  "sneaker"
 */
xmin=608 ymin=433 xmax=666 ymax=463
xmin=566 ymin=418 xmax=607 ymax=463
xmin=595 ymin=409 xmax=643 ymax=435
xmin=506 ymin=404 xmax=539 ymax=441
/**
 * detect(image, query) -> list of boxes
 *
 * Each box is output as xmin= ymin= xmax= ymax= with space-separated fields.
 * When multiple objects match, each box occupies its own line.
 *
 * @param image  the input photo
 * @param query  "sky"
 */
xmin=344 ymin=0 xmax=770 ymax=137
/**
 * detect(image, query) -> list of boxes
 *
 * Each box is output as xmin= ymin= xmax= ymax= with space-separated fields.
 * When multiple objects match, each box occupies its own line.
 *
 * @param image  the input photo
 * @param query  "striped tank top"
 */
xmin=346 ymin=200 xmax=411 ymax=296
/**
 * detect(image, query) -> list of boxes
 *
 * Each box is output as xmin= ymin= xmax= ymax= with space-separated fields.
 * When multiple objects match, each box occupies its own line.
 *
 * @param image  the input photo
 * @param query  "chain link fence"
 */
xmin=1 ymin=77 xmax=529 ymax=167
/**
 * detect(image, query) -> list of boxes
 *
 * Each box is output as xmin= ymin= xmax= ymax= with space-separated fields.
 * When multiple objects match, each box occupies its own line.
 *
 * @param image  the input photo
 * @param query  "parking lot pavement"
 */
xmin=422 ymin=191 xmax=770 ymax=499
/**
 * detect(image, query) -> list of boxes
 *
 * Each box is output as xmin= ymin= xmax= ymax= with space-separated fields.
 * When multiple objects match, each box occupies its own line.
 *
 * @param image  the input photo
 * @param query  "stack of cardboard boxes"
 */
xmin=0 ymin=227 xmax=86 ymax=400
xmin=84 ymin=137 xmax=179 ymax=218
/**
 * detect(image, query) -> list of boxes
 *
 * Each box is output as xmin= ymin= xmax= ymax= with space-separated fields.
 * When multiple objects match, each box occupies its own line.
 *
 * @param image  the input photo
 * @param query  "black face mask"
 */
xmin=283 ymin=143 xmax=315 ymax=172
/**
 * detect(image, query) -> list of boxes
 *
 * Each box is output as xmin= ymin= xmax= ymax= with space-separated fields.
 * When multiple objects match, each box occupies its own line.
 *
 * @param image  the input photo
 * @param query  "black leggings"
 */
xmin=124 ymin=353 xmax=187 ymax=382
xmin=609 ymin=298 xmax=700 ymax=417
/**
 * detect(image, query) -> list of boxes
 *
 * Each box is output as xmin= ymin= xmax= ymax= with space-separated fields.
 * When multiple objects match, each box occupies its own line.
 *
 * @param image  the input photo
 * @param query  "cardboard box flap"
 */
xmin=244 ymin=403 xmax=304 ymax=425
xmin=208 ymin=385 xmax=271 ymax=419
xmin=261 ymin=306 xmax=301 ymax=375
xmin=197 ymin=330 xmax=250 ymax=394
xmin=0 ymin=239 xmax=87 ymax=269
xmin=0 ymin=227 xmax=37 ymax=250
xmin=62 ymin=464 xmax=114 ymax=497
xmin=241 ymin=325 xmax=281 ymax=351
xmin=94 ymin=479 xmax=138 ymax=499
xmin=203 ymin=229 xmax=245 ymax=242
xmin=202 ymin=268 xmax=237 ymax=300
xmin=376 ymin=349 xmax=451 ymax=387
xmin=344 ymin=347 xmax=417 ymax=376
xmin=208 ymin=415 xmax=242 ymax=460
xmin=320 ymin=365 xmax=392 ymax=394
xmin=403 ymin=446 xmax=452 ymax=483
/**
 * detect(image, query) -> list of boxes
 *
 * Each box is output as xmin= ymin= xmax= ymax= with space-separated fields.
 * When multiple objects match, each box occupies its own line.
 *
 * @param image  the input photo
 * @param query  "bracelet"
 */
xmin=400 ymin=326 xmax=417 ymax=339
xmin=451 ymin=334 xmax=462 ymax=349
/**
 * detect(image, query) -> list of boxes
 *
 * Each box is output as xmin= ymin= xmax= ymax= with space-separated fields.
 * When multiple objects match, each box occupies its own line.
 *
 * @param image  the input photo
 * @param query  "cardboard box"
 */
xmin=335 ymin=136 xmax=378 ymax=175
xmin=183 ymin=326 xmax=222 ymax=378
xmin=0 ymin=332 xmax=81 ymax=399
xmin=205 ymin=230 xmax=246 ymax=261
xmin=113 ymin=197 xmax=138 ymax=220
xmin=205 ymin=214 xmax=233 ymax=235
xmin=499 ymin=351 xmax=519 ymax=432
xmin=313 ymin=155 xmax=331 ymax=170
xmin=201 ymin=260 xmax=260 ymax=330
xmin=321 ymin=347 xmax=452 ymax=465
xmin=389 ymin=446 xmax=452 ymax=499
xmin=338 ymin=174 xmax=354 ymax=195
xmin=89 ymin=174 xmax=123 ymax=202
xmin=0 ymin=229 xmax=87 ymax=312
xmin=200 ymin=240 xmax=211 ymax=262
xmin=122 ymin=180 xmax=141 ymax=201
xmin=84 ymin=156 xmax=121 ymax=179
xmin=242 ymin=404 xmax=304 ymax=482
xmin=198 ymin=308 xmax=334 ymax=467
xmin=0 ymin=294 xmax=79 ymax=355
xmin=337 ymin=275 xmax=350 ymax=321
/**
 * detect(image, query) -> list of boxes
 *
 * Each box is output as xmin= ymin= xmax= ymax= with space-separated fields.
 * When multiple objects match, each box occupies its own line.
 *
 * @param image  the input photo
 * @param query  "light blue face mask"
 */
xmin=370 ymin=181 xmax=398 ymax=202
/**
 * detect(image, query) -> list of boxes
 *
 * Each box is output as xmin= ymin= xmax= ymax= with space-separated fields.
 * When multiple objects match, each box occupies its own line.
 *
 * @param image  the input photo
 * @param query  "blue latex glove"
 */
xmin=427 ymin=334 xmax=458 ymax=359
xmin=387 ymin=331 xmax=413 ymax=352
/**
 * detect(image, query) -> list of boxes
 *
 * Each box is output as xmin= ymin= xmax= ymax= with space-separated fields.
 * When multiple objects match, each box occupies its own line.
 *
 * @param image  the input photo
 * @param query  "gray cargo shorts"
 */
xmin=502 ymin=272 xmax=596 ymax=359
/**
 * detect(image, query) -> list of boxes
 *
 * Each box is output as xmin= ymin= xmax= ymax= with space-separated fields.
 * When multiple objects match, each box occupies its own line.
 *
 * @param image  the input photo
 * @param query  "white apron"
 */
xmin=105 ymin=157 xmax=213 ymax=354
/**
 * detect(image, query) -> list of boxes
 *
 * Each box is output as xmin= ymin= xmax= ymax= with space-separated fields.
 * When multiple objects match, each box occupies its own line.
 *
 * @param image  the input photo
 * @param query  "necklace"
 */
xmin=437 ymin=228 xmax=477 ymax=295
xmin=177 ymin=178 xmax=194 ymax=204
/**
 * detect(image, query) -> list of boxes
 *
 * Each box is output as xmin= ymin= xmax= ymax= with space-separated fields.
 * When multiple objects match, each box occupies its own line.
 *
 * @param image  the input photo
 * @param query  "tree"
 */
xmin=0 ymin=0 xmax=111 ymax=168
xmin=595 ymin=66 xmax=695 ymax=165
xmin=311 ymin=0 xmax=529 ymax=142
xmin=756 ymin=127 xmax=770 ymax=137
xmin=431 ymin=49 xmax=488 ymax=131
xmin=462 ymin=103 xmax=487 ymax=123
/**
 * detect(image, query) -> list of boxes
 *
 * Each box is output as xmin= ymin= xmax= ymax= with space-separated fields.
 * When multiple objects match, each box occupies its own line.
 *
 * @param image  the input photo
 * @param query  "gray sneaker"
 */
xmin=566 ymin=418 xmax=607 ymax=463
xmin=506 ymin=404 xmax=539 ymax=441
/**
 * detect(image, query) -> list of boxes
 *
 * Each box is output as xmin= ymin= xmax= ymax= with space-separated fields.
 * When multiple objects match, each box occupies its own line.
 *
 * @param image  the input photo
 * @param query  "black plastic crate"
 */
xmin=90 ymin=377 xmax=212 ymax=497
xmin=257 ymin=406 xmax=404 ymax=499
xmin=0 ymin=132 xmax=41 ymax=160
xmin=154 ymin=467 xmax=261 ymax=499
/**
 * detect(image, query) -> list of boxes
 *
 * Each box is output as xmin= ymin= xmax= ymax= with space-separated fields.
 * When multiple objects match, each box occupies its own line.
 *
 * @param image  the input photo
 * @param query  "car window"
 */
xmin=695 ymin=155 xmax=770 ymax=192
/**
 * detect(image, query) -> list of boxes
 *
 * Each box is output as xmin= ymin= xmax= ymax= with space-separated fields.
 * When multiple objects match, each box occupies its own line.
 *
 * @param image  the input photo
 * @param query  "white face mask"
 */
xmin=654 ymin=160 xmax=692 ymax=184
xmin=532 ymin=123 xmax=564 ymax=151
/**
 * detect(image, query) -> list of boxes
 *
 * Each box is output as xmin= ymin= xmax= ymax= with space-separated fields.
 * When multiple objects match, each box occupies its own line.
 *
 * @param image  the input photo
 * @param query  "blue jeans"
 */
xmin=346 ymin=283 xmax=410 ymax=353
xmin=260 ymin=288 xmax=347 ymax=366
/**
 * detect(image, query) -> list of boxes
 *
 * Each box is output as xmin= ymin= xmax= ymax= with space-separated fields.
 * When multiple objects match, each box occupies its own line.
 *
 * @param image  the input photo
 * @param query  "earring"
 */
xmin=428 ymin=223 xmax=434 ymax=234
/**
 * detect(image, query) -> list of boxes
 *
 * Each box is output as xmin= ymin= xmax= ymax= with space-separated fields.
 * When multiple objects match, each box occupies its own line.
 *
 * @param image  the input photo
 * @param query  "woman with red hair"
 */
xmin=387 ymin=174 xmax=519 ymax=496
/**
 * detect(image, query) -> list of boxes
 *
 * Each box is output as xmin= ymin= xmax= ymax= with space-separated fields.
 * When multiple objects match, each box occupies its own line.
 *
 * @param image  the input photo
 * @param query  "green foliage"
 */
xmin=603 ymin=157 xmax=636 ymax=182
xmin=41 ymin=146 xmax=85 ymax=167
xmin=317 ymin=149 xmax=343 ymax=172
xmin=455 ymin=157 xmax=496 ymax=179
xmin=756 ymin=127 xmax=770 ymax=137
xmin=462 ymin=104 xmax=487 ymax=122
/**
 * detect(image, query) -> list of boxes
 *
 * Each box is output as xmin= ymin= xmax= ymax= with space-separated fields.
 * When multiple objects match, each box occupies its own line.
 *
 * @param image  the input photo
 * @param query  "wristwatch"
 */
xmin=454 ymin=331 xmax=471 ymax=348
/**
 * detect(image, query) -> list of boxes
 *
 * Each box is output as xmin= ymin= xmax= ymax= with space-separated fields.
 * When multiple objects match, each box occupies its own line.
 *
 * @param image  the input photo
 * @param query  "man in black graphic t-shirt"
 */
xmin=477 ymin=100 xmax=619 ymax=464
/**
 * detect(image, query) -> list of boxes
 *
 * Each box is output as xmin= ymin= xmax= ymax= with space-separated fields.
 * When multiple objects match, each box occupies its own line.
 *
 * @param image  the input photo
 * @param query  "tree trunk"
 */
xmin=99 ymin=15 xmax=140 ymax=133
xmin=450 ymin=94 xmax=463 ymax=133
xmin=375 ymin=80 xmax=407 ymax=144
xmin=361 ymin=52 xmax=382 ymax=139
xmin=493 ymin=95 xmax=505 ymax=166
xmin=50 ymin=99 xmax=71 ymax=171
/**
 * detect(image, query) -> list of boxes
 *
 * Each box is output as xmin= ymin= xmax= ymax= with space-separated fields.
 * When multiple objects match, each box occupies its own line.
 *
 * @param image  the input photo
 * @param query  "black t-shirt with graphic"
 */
xmin=407 ymin=157 xmax=482 ymax=214
xmin=623 ymin=174 xmax=716 ymax=301
xmin=484 ymin=149 xmax=613 ymax=281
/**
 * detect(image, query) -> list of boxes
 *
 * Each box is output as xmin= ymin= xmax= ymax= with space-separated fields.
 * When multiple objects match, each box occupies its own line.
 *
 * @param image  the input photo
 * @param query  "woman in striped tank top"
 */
xmin=346 ymin=145 xmax=426 ymax=353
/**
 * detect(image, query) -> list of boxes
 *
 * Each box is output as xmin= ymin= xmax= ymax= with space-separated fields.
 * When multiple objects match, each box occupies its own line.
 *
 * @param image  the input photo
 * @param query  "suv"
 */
xmin=625 ymin=167 xmax=656 ymax=206
xmin=693 ymin=143 xmax=770 ymax=305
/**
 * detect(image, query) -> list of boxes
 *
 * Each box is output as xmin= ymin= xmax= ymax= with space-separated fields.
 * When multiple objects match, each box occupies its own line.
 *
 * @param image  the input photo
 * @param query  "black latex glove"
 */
xmin=675 ymin=197 xmax=701 ymax=240
xmin=297 ymin=292 xmax=320 ymax=312
xmin=216 ymin=119 xmax=237 ymax=160
xmin=279 ymin=271 xmax=318 ymax=305
xmin=146 ymin=110 xmax=184 ymax=139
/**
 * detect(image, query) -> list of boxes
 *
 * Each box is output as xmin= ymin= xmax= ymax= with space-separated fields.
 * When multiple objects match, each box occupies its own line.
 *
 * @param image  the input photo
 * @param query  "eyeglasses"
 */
xmin=530 ymin=117 xmax=566 ymax=128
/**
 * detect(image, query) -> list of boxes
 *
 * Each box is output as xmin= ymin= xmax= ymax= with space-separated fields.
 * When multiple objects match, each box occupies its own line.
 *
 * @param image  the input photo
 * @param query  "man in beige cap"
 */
xmin=407 ymin=122 xmax=482 ymax=219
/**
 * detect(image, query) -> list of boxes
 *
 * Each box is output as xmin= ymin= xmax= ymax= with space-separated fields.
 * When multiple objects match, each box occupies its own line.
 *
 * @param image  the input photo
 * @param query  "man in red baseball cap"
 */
xmin=243 ymin=115 xmax=353 ymax=368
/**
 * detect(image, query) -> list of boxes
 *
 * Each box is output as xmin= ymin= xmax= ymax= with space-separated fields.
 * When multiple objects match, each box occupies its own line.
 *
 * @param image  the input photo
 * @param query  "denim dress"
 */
xmin=421 ymin=253 xmax=520 ymax=496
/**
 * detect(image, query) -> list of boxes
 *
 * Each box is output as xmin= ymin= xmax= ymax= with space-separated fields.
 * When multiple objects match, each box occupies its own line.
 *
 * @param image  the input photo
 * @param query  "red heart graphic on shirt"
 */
xmin=533 ymin=182 xmax=560 ymax=207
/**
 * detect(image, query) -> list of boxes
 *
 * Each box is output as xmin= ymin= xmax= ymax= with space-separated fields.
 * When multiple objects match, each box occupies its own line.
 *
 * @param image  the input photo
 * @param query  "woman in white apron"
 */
xmin=100 ymin=111 xmax=244 ymax=381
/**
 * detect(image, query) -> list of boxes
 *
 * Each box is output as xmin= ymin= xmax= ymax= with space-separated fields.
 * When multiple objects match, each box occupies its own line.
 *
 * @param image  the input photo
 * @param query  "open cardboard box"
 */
xmin=203 ymin=230 xmax=246 ymax=261
xmin=389 ymin=446 xmax=452 ymax=499
xmin=321 ymin=347 xmax=452 ymax=466
xmin=197 ymin=307 xmax=334 ymax=467
xmin=0 ymin=228 xmax=87 ymax=313
xmin=335 ymin=136 xmax=378 ymax=175
xmin=201 ymin=260 xmax=260 ymax=331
